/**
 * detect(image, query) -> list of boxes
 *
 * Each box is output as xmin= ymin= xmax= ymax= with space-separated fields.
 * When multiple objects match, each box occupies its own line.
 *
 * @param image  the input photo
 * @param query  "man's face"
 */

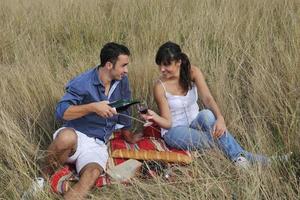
xmin=110 ymin=54 xmax=129 ymax=80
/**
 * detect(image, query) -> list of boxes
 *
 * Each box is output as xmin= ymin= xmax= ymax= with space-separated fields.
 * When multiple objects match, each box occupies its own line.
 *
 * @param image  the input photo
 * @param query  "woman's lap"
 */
xmin=163 ymin=126 xmax=213 ymax=151
xmin=163 ymin=109 xmax=216 ymax=151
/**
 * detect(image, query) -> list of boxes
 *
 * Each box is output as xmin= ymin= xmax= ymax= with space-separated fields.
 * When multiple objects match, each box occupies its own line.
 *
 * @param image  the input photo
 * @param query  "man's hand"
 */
xmin=91 ymin=101 xmax=117 ymax=118
xmin=121 ymin=129 xmax=143 ymax=144
xmin=212 ymin=117 xmax=227 ymax=138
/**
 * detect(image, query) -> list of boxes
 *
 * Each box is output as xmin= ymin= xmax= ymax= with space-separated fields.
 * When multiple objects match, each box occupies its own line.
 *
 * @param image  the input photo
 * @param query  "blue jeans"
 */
xmin=163 ymin=109 xmax=269 ymax=164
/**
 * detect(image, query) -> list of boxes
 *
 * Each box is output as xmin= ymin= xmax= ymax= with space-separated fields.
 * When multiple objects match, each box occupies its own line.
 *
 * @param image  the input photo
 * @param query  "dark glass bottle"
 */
xmin=108 ymin=99 xmax=140 ymax=112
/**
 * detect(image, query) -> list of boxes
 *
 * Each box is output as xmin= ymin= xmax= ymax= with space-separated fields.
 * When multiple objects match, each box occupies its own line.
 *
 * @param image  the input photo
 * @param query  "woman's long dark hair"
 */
xmin=155 ymin=41 xmax=192 ymax=92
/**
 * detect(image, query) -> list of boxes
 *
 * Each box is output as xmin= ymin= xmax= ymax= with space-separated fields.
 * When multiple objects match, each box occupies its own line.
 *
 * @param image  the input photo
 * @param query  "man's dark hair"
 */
xmin=99 ymin=42 xmax=130 ymax=67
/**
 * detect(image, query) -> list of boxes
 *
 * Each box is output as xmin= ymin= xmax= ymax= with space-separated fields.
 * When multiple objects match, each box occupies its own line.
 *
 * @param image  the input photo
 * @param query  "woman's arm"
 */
xmin=191 ymin=66 xmax=226 ymax=138
xmin=144 ymin=81 xmax=172 ymax=129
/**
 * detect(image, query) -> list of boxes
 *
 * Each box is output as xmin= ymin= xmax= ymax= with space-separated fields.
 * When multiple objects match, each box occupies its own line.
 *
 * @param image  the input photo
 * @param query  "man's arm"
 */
xmin=62 ymin=101 xmax=117 ymax=120
xmin=55 ymin=83 xmax=117 ymax=121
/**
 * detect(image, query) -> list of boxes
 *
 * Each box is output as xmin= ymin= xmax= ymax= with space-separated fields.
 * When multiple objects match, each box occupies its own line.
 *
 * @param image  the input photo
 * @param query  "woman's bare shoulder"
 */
xmin=153 ymin=78 xmax=164 ymax=92
xmin=190 ymin=65 xmax=203 ymax=80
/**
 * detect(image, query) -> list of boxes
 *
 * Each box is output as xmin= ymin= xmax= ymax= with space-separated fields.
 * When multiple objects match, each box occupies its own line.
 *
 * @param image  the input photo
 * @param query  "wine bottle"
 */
xmin=108 ymin=99 xmax=140 ymax=112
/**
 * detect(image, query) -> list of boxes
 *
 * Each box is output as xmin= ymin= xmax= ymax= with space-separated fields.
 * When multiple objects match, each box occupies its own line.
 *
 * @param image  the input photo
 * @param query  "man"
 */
xmin=45 ymin=42 xmax=140 ymax=199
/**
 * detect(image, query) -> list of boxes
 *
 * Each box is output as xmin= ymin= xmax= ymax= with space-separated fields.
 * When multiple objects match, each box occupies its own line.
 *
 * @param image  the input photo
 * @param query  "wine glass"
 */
xmin=137 ymin=101 xmax=153 ymax=127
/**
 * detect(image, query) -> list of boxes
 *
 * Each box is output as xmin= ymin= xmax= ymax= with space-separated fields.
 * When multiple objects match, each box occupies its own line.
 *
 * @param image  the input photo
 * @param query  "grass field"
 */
xmin=0 ymin=0 xmax=299 ymax=199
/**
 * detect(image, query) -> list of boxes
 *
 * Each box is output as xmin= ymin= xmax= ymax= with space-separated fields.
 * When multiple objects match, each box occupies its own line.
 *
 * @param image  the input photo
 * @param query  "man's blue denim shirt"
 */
xmin=55 ymin=67 xmax=131 ymax=142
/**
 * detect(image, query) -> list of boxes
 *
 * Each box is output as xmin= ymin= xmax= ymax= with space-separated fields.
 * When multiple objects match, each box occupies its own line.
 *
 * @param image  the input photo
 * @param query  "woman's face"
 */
xmin=158 ymin=60 xmax=181 ymax=79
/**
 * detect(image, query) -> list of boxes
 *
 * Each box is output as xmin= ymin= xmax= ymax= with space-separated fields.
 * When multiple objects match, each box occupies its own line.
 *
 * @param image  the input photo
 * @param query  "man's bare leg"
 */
xmin=64 ymin=163 xmax=103 ymax=200
xmin=44 ymin=129 xmax=103 ymax=199
xmin=42 ymin=128 xmax=77 ymax=177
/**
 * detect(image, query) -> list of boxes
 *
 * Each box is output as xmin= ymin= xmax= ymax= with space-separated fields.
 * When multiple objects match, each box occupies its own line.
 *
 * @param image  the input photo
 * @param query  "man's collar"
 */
xmin=93 ymin=66 xmax=103 ymax=86
xmin=93 ymin=66 xmax=117 ymax=86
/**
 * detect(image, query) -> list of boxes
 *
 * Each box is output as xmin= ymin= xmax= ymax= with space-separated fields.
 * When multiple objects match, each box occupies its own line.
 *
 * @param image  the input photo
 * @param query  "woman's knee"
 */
xmin=196 ymin=109 xmax=216 ymax=128
xmin=199 ymin=109 xmax=216 ymax=120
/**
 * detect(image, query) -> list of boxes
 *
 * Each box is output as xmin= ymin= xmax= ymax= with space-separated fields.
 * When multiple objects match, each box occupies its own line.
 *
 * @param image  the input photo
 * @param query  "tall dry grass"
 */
xmin=0 ymin=0 xmax=299 ymax=199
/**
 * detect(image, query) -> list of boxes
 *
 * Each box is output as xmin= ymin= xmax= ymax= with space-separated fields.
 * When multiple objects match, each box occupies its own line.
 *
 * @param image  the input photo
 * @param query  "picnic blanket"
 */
xmin=50 ymin=125 xmax=192 ymax=194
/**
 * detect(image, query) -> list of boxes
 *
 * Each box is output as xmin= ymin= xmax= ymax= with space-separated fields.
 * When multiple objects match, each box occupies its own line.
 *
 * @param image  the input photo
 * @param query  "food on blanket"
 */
xmin=141 ymin=160 xmax=169 ymax=178
xmin=108 ymin=132 xmax=192 ymax=166
xmin=108 ymin=99 xmax=140 ymax=112
xmin=111 ymin=149 xmax=192 ymax=164
xmin=106 ymin=159 xmax=142 ymax=181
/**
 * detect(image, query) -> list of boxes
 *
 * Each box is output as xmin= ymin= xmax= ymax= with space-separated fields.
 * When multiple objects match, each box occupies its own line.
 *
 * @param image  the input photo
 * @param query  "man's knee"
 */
xmin=53 ymin=128 xmax=77 ymax=151
xmin=79 ymin=163 xmax=103 ymax=184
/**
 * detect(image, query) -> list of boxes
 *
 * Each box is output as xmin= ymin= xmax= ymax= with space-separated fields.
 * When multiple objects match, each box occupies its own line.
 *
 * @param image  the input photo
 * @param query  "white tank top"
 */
xmin=159 ymin=80 xmax=199 ymax=136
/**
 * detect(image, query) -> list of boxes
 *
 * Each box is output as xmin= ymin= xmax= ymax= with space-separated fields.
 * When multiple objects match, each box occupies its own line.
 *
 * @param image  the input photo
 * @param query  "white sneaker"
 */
xmin=270 ymin=152 xmax=293 ymax=164
xmin=21 ymin=177 xmax=44 ymax=200
xmin=234 ymin=156 xmax=250 ymax=169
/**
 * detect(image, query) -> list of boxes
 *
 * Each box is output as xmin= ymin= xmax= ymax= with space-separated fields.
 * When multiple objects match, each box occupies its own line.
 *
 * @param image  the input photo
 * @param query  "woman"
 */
xmin=143 ymin=41 xmax=270 ymax=167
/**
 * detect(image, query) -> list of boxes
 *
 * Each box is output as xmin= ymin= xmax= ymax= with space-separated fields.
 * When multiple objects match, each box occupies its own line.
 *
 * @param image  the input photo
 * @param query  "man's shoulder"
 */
xmin=65 ymin=67 xmax=97 ymax=92
xmin=67 ymin=68 xmax=96 ymax=86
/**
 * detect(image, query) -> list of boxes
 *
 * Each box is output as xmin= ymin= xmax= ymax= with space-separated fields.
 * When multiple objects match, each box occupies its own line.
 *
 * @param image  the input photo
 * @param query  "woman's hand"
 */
xmin=141 ymin=109 xmax=158 ymax=122
xmin=212 ymin=117 xmax=227 ymax=138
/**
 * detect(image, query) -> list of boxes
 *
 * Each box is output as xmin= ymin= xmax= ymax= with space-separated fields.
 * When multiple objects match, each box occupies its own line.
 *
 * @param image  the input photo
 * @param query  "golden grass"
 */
xmin=0 ymin=0 xmax=299 ymax=199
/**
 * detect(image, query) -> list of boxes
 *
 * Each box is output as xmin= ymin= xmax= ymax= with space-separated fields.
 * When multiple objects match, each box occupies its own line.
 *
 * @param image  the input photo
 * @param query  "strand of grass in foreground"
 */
xmin=117 ymin=113 xmax=161 ymax=132
xmin=129 ymin=176 xmax=240 ymax=186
